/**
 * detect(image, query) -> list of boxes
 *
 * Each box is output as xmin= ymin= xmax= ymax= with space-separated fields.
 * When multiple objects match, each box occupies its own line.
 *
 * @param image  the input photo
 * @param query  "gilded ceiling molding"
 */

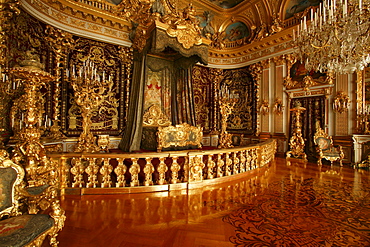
xmin=260 ymin=59 xmax=270 ymax=69
xmin=20 ymin=0 xmax=132 ymax=47
xmin=273 ymin=55 xmax=285 ymax=66
xmin=208 ymin=27 xmax=294 ymax=68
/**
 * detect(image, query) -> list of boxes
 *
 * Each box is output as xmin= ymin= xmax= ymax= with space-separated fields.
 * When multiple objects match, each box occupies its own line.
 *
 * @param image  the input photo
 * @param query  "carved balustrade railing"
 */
xmin=47 ymin=139 xmax=276 ymax=195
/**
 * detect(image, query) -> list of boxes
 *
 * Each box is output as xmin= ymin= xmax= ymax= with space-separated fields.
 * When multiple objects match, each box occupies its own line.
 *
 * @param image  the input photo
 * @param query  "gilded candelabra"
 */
xmin=294 ymin=0 xmax=370 ymax=74
xmin=286 ymin=102 xmax=307 ymax=161
xmin=10 ymin=56 xmax=56 ymax=186
xmin=70 ymin=61 xmax=113 ymax=153
xmin=218 ymin=86 xmax=236 ymax=148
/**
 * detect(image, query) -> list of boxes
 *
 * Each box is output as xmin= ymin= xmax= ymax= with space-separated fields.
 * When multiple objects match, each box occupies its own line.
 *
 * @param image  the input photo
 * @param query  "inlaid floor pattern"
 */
xmin=49 ymin=158 xmax=370 ymax=247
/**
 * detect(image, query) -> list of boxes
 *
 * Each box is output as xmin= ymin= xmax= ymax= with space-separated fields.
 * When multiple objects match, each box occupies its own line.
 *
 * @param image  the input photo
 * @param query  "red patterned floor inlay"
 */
xmin=223 ymin=176 xmax=370 ymax=246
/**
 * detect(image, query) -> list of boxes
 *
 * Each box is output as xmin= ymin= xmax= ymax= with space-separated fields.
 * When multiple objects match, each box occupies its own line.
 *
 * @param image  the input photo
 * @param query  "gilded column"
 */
xmin=250 ymin=63 xmax=262 ymax=136
xmin=45 ymin=25 xmax=74 ymax=139
xmin=209 ymin=68 xmax=224 ymax=134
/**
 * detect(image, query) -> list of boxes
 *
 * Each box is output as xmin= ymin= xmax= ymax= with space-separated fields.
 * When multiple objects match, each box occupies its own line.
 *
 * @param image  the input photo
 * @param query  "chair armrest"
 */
xmin=25 ymin=184 xmax=50 ymax=196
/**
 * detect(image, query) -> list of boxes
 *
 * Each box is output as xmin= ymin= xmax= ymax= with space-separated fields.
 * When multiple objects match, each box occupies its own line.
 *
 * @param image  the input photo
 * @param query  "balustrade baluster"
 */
xmin=225 ymin=152 xmax=232 ymax=176
xmin=216 ymin=153 xmax=224 ymax=177
xmin=207 ymin=155 xmax=215 ymax=179
xmin=86 ymin=158 xmax=99 ymax=188
xmin=246 ymin=150 xmax=252 ymax=171
xmin=129 ymin=158 xmax=140 ymax=186
xmin=233 ymin=152 xmax=240 ymax=174
xmin=240 ymin=150 xmax=246 ymax=173
xmin=251 ymin=149 xmax=257 ymax=169
xmin=170 ymin=156 xmax=180 ymax=184
xmin=143 ymin=157 xmax=154 ymax=186
xmin=183 ymin=157 xmax=189 ymax=182
xmin=100 ymin=158 xmax=113 ymax=188
xmin=60 ymin=157 xmax=69 ymax=188
xmin=157 ymin=157 xmax=168 ymax=185
xmin=189 ymin=155 xmax=205 ymax=182
xmin=71 ymin=158 xmax=85 ymax=188
xmin=114 ymin=158 xmax=127 ymax=187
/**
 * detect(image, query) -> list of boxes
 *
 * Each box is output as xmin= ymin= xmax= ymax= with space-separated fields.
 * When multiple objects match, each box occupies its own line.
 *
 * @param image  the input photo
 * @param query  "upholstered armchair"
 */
xmin=0 ymin=149 xmax=65 ymax=246
xmin=313 ymin=126 xmax=344 ymax=166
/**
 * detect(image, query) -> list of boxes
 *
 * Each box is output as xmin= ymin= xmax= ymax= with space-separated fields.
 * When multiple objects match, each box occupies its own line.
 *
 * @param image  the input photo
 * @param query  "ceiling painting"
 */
xmin=206 ymin=0 xmax=245 ymax=9
xmin=224 ymin=22 xmax=249 ymax=41
xmin=285 ymin=0 xmax=321 ymax=19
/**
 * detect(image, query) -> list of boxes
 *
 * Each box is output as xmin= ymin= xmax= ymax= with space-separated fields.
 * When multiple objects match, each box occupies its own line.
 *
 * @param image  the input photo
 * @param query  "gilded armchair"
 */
xmin=0 ymin=149 xmax=65 ymax=246
xmin=313 ymin=126 xmax=344 ymax=166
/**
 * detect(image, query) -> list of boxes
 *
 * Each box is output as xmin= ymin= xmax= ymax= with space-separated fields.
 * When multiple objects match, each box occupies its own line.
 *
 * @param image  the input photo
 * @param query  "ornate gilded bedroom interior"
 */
xmin=0 ymin=0 xmax=369 ymax=246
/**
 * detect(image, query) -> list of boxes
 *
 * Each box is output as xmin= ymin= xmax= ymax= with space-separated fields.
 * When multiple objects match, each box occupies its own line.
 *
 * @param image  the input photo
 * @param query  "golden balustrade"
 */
xmin=47 ymin=139 xmax=276 ymax=195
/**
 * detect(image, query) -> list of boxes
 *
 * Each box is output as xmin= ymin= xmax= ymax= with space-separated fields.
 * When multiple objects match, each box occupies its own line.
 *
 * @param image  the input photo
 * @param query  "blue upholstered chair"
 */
xmin=0 ymin=150 xmax=65 ymax=247
xmin=313 ymin=127 xmax=344 ymax=166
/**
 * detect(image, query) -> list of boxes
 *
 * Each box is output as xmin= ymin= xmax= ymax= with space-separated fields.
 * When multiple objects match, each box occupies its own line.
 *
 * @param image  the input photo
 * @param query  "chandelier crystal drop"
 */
xmin=294 ymin=0 xmax=370 ymax=74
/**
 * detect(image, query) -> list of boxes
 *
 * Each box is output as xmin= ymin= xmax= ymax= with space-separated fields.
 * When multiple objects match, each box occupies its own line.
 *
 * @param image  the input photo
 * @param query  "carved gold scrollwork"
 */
xmin=143 ymin=104 xmax=171 ymax=126
xmin=165 ymin=3 xmax=202 ymax=49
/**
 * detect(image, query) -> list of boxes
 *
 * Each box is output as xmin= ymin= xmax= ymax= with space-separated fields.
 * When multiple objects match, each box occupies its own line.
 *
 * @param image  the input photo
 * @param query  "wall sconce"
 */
xmin=259 ymin=99 xmax=270 ymax=115
xmin=333 ymin=91 xmax=350 ymax=114
xmin=273 ymin=98 xmax=284 ymax=115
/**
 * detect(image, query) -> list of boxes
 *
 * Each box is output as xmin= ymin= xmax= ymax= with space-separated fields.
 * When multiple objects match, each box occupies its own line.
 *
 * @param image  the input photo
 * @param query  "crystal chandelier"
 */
xmin=294 ymin=0 xmax=370 ymax=74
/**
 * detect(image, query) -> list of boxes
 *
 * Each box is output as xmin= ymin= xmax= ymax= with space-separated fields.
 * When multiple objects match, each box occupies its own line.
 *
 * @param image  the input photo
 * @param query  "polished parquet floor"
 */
xmin=54 ymin=158 xmax=370 ymax=247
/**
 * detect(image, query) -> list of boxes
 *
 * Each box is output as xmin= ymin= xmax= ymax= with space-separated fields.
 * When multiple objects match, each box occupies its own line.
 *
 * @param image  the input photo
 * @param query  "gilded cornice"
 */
xmin=208 ymin=27 xmax=294 ymax=68
xmin=21 ymin=0 xmax=132 ymax=46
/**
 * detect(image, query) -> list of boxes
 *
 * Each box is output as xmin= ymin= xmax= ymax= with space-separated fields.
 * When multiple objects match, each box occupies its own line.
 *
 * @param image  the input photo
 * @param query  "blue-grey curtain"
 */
xmin=118 ymin=51 xmax=147 ymax=152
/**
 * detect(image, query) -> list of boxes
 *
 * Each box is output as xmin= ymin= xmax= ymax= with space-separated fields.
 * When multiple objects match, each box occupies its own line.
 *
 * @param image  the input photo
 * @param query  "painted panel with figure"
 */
xmin=285 ymin=0 xmax=321 ymax=19
xmin=225 ymin=22 xmax=250 ymax=42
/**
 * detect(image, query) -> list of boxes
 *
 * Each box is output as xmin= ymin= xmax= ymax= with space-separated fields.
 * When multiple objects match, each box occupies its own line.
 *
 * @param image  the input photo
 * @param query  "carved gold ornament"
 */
xmin=143 ymin=104 xmax=171 ymax=127
xmin=260 ymin=99 xmax=269 ymax=115
xmin=273 ymin=98 xmax=284 ymax=115
xmin=333 ymin=91 xmax=350 ymax=114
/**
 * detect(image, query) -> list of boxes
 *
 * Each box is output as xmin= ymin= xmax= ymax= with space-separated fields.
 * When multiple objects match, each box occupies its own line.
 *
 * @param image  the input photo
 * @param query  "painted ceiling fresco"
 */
xmin=285 ymin=0 xmax=321 ymax=19
xmin=206 ymin=0 xmax=244 ymax=9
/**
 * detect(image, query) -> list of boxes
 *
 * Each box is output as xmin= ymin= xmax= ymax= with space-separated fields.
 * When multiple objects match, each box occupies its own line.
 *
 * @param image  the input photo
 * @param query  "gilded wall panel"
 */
xmin=275 ymin=64 xmax=284 ymax=133
xmin=64 ymin=38 xmax=132 ymax=136
xmin=335 ymin=74 xmax=349 ymax=136
xmin=221 ymin=68 xmax=256 ymax=134
xmin=261 ymin=68 xmax=269 ymax=132
xmin=192 ymin=66 xmax=211 ymax=132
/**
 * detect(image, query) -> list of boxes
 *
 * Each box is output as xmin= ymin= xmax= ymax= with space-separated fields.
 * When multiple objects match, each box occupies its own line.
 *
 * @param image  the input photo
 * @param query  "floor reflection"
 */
xmin=58 ymin=158 xmax=370 ymax=247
